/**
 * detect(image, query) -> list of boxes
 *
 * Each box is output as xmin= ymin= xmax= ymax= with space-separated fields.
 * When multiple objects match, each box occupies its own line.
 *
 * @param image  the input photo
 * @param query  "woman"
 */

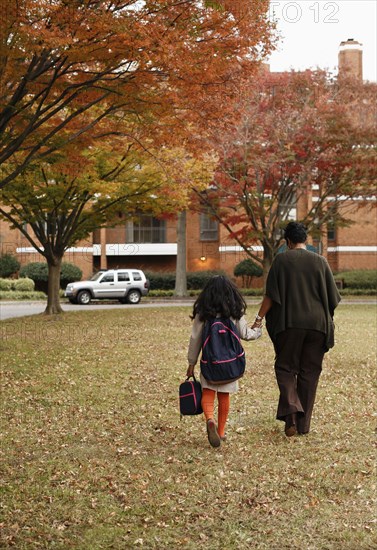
xmin=187 ymin=275 xmax=261 ymax=447
xmin=252 ymin=222 xmax=341 ymax=436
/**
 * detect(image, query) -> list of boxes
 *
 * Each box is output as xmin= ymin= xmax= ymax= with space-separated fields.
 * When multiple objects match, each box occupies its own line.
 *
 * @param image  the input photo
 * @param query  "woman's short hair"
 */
xmin=284 ymin=222 xmax=307 ymax=244
xmin=191 ymin=275 xmax=247 ymax=321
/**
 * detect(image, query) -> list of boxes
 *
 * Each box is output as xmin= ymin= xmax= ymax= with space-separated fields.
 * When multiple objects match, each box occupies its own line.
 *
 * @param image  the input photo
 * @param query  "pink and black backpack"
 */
xmin=200 ymin=317 xmax=245 ymax=384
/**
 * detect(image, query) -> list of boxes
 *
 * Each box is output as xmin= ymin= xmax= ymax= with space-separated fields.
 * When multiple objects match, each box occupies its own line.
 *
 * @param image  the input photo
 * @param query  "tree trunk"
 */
xmin=262 ymin=244 xmax=274 ymax=291
xmin=174 ymin=210 xmax=188 ymax=297
xmin=44 ymin=257 xmax=64 ymax=315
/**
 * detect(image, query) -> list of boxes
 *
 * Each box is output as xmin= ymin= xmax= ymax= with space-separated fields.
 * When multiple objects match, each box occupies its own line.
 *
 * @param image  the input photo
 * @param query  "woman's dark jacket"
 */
xmin=265 ymin=249 xmax=341 ymax=351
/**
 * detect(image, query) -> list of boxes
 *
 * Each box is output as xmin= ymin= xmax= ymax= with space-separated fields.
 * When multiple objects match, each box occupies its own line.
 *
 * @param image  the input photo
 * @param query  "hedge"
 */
xmin=187 ymin=270 xmax=227 ymax=290
xmin=147 ymin=288 xmax=264 ymax=298
xmin=60 ymin=263 xmax=83 ymax=288
xmin=19 ymin=262 xmax=82 ymax=292
xmin=0 ymin=290 xmax=46 ymax=300
xmin=144 ymin=272 xmax=176 ymax=290
xmin=334 ymin=270 xmax=377 ymax=290
xmin=0 ymin=278 xmax=13 ymax=291
xmin=146 ymin=269 xmax=377 ymax=292
xmin=13 ymin=278 xmax=35 ymax=291
xmin=339 ymin=288 xmax=377 ymax=296
xmin=0 ymin=254 xmax=20 ymax=278
xmin=0 ymin=277 xmax=35 ymax=291
xmin=145 ymin=270 xmax=226 ymax=291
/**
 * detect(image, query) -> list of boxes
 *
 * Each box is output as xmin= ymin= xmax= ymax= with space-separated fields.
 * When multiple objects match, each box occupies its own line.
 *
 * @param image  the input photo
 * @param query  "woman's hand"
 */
xmin=186 ymin=364 xmax=195 ymax=378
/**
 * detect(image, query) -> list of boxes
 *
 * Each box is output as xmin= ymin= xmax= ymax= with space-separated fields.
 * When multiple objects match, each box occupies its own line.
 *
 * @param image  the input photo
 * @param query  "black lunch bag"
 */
xmin=179 ymin=375 xmax=203 ymax=416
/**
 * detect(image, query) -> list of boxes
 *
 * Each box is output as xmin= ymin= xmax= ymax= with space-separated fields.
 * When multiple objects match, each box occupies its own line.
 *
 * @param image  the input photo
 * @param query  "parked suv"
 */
xmin=64 ymin=269 xmax=150 ymax=305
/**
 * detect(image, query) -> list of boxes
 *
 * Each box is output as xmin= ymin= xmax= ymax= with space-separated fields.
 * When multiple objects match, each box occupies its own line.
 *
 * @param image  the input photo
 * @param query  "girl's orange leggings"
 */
xmin=201 ymin=388 xmax=230 ymax=438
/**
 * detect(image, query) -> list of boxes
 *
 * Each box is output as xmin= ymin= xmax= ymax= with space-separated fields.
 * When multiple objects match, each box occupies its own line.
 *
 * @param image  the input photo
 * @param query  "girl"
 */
xmin=187 ymin=275 xmax=261 ymax=448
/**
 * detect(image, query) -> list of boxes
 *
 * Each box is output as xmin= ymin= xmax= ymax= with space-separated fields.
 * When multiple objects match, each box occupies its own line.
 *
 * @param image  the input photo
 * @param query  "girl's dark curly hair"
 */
xmin=191 ymin=275 xmax=247 ymax=322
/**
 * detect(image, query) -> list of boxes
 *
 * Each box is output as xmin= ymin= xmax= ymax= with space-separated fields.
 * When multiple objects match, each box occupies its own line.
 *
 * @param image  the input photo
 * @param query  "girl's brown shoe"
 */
xmin=206 ymin=419 xmax=221 ymax=448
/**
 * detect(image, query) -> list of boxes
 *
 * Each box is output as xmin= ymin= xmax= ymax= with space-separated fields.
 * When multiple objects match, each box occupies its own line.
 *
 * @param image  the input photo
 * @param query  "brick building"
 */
xmin=1 ymin=39 xmax=376 ymax=281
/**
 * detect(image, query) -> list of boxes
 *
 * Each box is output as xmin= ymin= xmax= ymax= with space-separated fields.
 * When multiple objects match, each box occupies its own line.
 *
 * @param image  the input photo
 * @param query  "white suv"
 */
xmin=64 ymin=269 xmax=150 ymax=305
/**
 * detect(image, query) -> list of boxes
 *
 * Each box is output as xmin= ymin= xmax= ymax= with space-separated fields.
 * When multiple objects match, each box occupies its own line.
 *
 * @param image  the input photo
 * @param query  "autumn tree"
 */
xmin=194 ymin=70 xmax=377 ymax=280
xmin=0 ymin=142 xmax=188 ymax=313
xmin=0 ymin=139 xmax=216 ymax=313
xmin=0 ymin=0 xmax=275 ymax=310
xmin=153 ymin=149 xmax=217 ymax=297
xmin=0 ymin=0 xmax=274 ymax=191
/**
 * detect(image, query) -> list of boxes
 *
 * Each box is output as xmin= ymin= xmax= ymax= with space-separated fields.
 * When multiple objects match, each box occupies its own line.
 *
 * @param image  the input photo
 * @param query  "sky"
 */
xmin=266 ymin=0 xmax=377 ymax=82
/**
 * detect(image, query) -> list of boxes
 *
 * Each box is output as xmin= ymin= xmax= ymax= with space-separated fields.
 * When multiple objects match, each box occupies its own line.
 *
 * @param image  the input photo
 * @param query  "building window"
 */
xmin=327 ymin=223 xmax=336 ymax=241
xmin=127 ymin=216 xmax=166 ymax=243
xmin=200 ymin=213 xmax=219 ymax=241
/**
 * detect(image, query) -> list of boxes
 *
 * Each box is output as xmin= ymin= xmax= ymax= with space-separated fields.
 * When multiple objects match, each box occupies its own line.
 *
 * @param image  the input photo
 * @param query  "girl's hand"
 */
xmin=250 ymin=326 xmax=262 ymax=340
xmin=186 ymin=365 xmax=195 ymax=378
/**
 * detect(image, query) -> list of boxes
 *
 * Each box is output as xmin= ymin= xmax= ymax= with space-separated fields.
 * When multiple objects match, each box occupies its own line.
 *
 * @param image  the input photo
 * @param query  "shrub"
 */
xmin=0 ymin=278 xmax=13 ymax=291
xmin=147 ymin=288 xmax=264 ymax=298
xmin=187 ymin=270 xmax=226 ymax=290
xmin=145 ymin=272 xmax=176 ymax=290
xmin=20 ymin=262 xmax=48 ymax=283
xmin=339 ymin=287 xmax=377 ymax=296
xmin=234 ymin=259 xmax=263 ymax=287
xmin=60 ymin=263 xmax=82 ymax=288
xmin=335 ymin=270 xmax=377 ymax=290
xmin=145 ymin=270 xmax=226 ymax=291
xmin=0 ymin=290 xmax=46 ymax=300
xmin=148 ymin=289 xmax=202 ymax=298
xmin=148 ymin=289 xmax=175 ymax=297
xmin=20 ymin=261 xmax=82 ymax=292
xmin=0 ymin=254 xmax=20 ymax=278
xmin=13 ymin=278 xmax=35 ymax=292
xmin=241 ymin=288 xmax=264 ymax=296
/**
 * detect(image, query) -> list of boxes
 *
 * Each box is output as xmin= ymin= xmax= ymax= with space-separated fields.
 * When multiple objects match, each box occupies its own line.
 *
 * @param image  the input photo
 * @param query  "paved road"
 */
xmin=0 ymin=298 xmax=375 ymax=321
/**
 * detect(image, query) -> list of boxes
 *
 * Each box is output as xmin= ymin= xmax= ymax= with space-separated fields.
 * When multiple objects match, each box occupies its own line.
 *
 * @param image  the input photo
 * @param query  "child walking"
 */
xmin=187 ymin=275 xmax=261 ymax=448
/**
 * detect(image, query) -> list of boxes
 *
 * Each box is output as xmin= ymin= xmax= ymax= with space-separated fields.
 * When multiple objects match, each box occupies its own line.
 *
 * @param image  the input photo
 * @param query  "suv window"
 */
xmin=132 ymin=271 xmax=142 ymax=281
xmin=118 ymin=272 xmax=130 ymax=282
xmin=100 ymin=274 xmax=114 ymax=283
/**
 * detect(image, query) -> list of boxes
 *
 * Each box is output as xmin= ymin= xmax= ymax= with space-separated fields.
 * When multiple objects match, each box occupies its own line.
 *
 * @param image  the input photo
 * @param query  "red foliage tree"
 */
xmin=193 ymin=70 xmax=377 ymax=279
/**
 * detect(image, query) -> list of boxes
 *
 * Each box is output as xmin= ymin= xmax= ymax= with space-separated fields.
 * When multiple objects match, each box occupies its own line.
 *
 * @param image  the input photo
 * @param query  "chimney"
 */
xmin=338 ymin=38 xmax=363 ymax=81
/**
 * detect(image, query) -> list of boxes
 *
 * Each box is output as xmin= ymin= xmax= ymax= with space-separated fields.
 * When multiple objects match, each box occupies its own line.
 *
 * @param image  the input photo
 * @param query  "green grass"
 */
xmin=1 ymin=305 xmax=376 ymax=549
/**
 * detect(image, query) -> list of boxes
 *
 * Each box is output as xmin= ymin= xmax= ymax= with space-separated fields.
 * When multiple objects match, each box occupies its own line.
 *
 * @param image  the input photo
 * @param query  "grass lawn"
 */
xmin=1 ymin=304 xmax=376 ymax=549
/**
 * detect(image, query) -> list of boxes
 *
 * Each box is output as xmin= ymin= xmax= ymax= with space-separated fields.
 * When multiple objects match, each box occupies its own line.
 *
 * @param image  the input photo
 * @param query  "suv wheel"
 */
xmin=127 ymin=290 xmax=141 ymax=304
xmin=77 ymin=290 xmax=92 ymax=305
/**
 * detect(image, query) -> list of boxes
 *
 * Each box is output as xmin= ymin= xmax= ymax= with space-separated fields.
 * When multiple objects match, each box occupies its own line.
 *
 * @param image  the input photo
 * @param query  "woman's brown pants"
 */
xmin=274 ymin=328 xmax=326 ymax=434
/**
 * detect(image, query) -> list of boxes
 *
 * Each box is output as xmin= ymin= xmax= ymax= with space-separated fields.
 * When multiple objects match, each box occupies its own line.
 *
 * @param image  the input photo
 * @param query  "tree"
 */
xmin=0 ymin=0 xmax=274 ymax=312
xmin=154 ymin=148 xmax=217 ymax=297
xmin=0 ymin=143 xmax=194 ymax=313
xmin=175 ymin=210 xmax=187 ymax=297
xmin=234 ymin=258 xmax=262 ymax=287
xmin=193 ymin=70 xmax=377 ymax=280
xmin=0 ymin=0 xmax=274 ymax=190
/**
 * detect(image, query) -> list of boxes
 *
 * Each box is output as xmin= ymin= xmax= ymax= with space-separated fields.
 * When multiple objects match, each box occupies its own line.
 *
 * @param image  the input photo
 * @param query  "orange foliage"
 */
xmin=0 ymin=0 xmax=274 ymax=189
